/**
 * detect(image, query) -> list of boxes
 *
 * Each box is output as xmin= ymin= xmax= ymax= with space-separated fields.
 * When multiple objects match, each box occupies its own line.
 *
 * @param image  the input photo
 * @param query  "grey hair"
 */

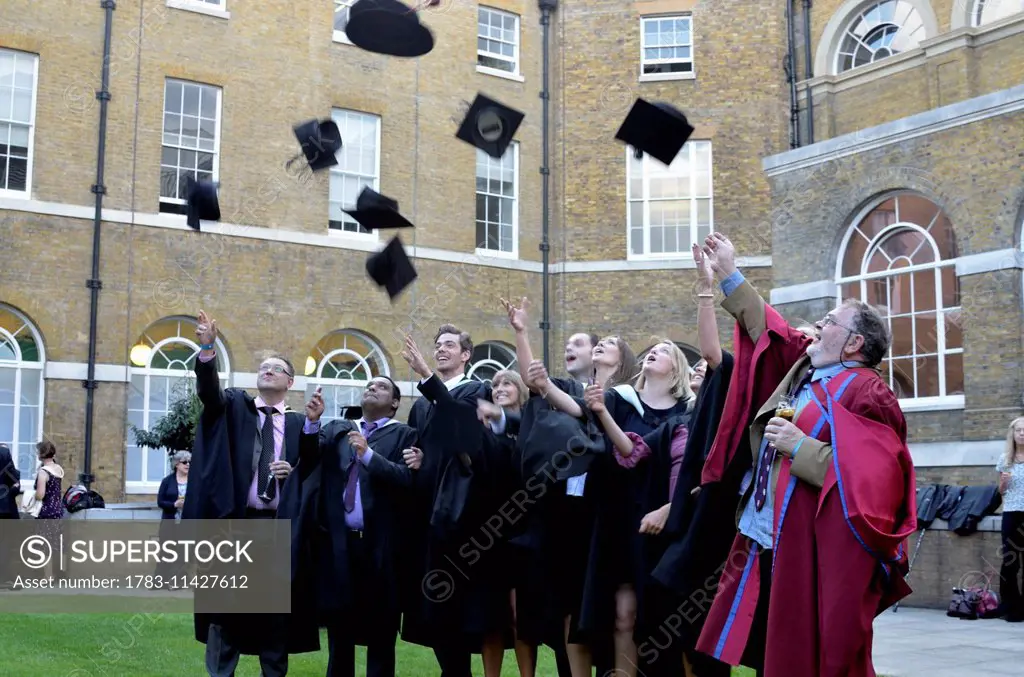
xmin=841 ymin=299 xmax=891 ymax=367
xmin=172 ymin=451 xmax=192 ymax=466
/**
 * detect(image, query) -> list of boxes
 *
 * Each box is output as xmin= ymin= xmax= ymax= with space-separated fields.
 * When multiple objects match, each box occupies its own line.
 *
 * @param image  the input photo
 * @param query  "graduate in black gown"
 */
xmin=290 ymin=377 xmax=419 ymax=677
xmin=184 ymin=310 xmax=319 ymax=677
xmin=398 ymin=325 xmax=502 ymax=677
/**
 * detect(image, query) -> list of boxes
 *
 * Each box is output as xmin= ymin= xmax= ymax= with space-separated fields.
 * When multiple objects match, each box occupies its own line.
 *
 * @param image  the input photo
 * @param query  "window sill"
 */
xmin=639 ymin=71 xmax=696 ymax=83
xmin=0 ymin=188 xmax=30 ymax=200
xmin=125 ymin=483 xmax=163 ymax=494
xmin=328 ymin=227 xmax=378 ymax=241
xmin=166 ymin=0 xmax=231 ymax=20
xmin=332 ymin=30 xmax=353 ymax=46
xmin=476 ymin=65 xmax=525 ymax=83
xmin=474 ymin=247 xmax=518 ymax=261
xmin=626 ymin=252 xmax=697 ymax=263
xmin=898 ymin=395 xmax=965 ymax=413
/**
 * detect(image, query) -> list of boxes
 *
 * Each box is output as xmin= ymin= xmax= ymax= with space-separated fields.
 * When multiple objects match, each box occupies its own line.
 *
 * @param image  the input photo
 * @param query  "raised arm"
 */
xmin=501 ymin=296 xmax=540 ymax=391
xmin=527 ymin=360 xmax=583 ymax=418
xmin=693 ymin=243 xmax=724 ymax=369
xmin=702 ymin=233 xmax=767 ymax=344
xmin=585 ymin=385 xmax=634 ymax=457
xmin=194 ymin=309 xmax=226 ymax=416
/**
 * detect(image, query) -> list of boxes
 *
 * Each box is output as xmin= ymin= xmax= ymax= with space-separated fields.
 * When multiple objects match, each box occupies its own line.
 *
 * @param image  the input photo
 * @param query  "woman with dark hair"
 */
xmin=33 ymin=439 xmax=65 ymax=579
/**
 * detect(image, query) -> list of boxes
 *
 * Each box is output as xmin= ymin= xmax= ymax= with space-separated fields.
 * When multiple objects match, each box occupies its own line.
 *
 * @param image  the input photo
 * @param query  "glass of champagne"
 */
xmin=775 ymin=395 xmax=796 ymax=423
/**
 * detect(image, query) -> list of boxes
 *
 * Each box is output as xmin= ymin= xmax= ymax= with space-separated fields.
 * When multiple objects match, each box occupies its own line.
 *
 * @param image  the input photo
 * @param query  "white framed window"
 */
xmin=834 ymin=1 xmax=927 ymax=73
xmin=160 ymin=79 xmax=221 ymax=215
xmin=0 ymin=303 xmax=45 ymax=479
xmin=477 ymin=6 xmax=522 ymax=79
xmin=165 ymin=0 xmax=231 ymax=20
xmin=329 ymin=109 xmax=382 ymax=236
xmin=125 ymin=317 xmax=230 ymax=493
xmin=303 ymin=330 xmax=390 ymax=426
xmin=640 ymin=15 xmax=694 ymax=80
xmin=626 ymin=141 xmax=712 ymax=259
xmin=475 ymin=143 xmax=518 ymax=258
xmin=467 ymin=342 xmax=517 ymax=383
xmin=836 ymin=192 xmax=963 ymax=406
xmin=333 ymin=0 xmax=357 ymax=44
xmin=971 ymin=0 xmax=1024 ymax=26
xmin=0 ymin=49 xmax=38 ymax=198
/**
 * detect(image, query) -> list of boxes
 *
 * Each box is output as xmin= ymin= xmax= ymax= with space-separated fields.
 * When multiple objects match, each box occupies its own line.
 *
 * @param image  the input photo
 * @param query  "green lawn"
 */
xmin=0 ymin=613 xmax=763 ymax=676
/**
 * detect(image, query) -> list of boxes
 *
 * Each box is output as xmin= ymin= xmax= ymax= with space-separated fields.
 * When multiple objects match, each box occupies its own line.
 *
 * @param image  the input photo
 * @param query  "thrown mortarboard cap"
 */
xmin=455 ymin=93 xmax=524 ymax=159
xmin=186 ymin=177 xmax=220 ymax=231
xmin=290 ymin=119 xmax=343 ymax=172
xmin=366 ymin=235 xmax=418 ymax=300
xmin=340 ymin=405 xmax=363 ymax=421
xmin=615 ymin=98 xmax=695 ymax=167
xmin=344 ymin=187 xmax=415 ymax=230
xmin=345 ymin=0 xmax=435 ymax=58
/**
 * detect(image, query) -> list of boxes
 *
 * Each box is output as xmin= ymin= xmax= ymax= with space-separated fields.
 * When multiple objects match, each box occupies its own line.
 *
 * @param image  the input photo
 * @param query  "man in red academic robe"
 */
xmin=694 ymin=233 xmax=917 ymax=677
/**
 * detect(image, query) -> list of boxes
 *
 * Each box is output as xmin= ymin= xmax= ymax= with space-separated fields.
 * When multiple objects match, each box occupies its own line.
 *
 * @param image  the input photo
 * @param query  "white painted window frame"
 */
xmin=467 ymin=342 xmax=518 ymax=383
xmin=0 ymin=48 xmax=39 ymax=200
xmin=125 ymin=323 xmax=230 ymax=494
xmin=474 ymin=141 xmax=520 ymax=260
xmin=165 ymin=0 xmax=231 ymax=20
xmin=159 ymin=79 xmax=223 ymax=212
xmin=639 ymin=14 xmax=696 ymax=82
xmin=332 ymin=0 xmax=357 ymax=45
xmin=304 ymin=330 xmax=391 ymax=427
xmin=477 ymin=6 xmax=523 ymax=81
xmin=0 ymin=304 xmax=45 ymax=485
xmin=625 ymin=141 xmax=714 ymax=261
xmin=327 ymin=108 xmax=382 ymax=240
xmin=834 ymin=195 xmax=964 ymax=410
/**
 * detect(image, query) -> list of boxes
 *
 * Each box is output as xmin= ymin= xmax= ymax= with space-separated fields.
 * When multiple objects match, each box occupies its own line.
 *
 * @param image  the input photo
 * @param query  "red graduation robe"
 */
xmin=701 ymin=304 xmax=811 ymax=485
xmin=696 ymin=368 xmax=917 ymax=677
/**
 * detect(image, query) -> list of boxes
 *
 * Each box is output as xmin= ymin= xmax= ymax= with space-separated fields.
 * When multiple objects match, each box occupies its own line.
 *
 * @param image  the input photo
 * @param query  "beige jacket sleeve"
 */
xmin=721 ymin=279 xmax=767 ymax=344
xmin=789 ymin=437 xmax=832 ymax=489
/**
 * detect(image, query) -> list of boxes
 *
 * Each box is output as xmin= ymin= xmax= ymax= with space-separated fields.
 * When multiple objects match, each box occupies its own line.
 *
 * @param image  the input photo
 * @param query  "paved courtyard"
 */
xmin=873 ymin=607 xmax=1024 ymax=676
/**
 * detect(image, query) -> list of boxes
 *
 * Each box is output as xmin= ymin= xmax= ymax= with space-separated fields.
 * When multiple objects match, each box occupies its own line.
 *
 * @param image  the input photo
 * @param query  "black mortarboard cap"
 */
xmin=615 ymin=98 xmax=695 ymax=167
xmin=365 ymin=236 xmax=418 ymax=300
xmin=345 ymin=0 xmax=435 ymax=58
xmin=343 ymin=187 xmax=415 ymax=230
xmin=340 ymin=405 xmax=363 ymax=421
xmin=292 ymin=119 xmax=343 ymax=172
xmin=186 ymin=177 xmax=220 ymax=231
xmin=455 ymin=93 xmax=525 ymax=159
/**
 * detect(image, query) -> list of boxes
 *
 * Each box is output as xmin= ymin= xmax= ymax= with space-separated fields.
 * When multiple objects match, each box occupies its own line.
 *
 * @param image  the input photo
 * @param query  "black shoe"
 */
xmin=1005 ymin=614 xmax=1024 ymax=623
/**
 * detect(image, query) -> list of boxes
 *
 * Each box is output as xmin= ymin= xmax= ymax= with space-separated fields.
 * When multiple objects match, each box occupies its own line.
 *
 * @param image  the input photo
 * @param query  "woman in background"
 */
xmin=997 ymin=416 xmax=1024 ymax=623
xmin=34 ymin=439 xmax=65 ymax=580
xmin=156 ymin=451 xmax=191 ymax=583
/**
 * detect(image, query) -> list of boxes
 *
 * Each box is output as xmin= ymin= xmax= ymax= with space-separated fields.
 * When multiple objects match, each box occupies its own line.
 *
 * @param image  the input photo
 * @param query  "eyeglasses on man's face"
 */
xmin=259 ymin=364 xmax=292 ymax=376
xmin=818 ymin=314 xmax=858 ymax=334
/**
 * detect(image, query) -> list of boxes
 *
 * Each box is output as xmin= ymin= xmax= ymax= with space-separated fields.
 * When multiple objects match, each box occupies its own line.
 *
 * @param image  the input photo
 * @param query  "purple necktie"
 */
xmin=754 ymin=368 xmax=815 ymax=511
xmin=344 ymin=421 xmax=379 ymax=513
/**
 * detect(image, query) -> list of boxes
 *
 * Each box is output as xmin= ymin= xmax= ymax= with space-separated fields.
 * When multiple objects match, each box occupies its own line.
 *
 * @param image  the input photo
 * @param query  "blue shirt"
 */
xmin=723 ymin=270 xmax=852 ymax=550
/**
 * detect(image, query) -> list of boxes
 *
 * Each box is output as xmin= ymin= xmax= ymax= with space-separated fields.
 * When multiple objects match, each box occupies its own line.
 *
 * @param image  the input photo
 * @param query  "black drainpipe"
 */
xmin=82 ymin=0 xmax=116 ymax=490
xmin=803 ymin=0 xmax=814 ymax=144
xmin=538 ymin=0 xmax=557 ymax=370
xmin=785 ymin=0 xmax=801 ymax=148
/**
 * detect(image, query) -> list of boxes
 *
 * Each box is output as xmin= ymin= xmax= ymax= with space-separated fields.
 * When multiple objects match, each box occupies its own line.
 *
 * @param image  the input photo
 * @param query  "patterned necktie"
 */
xmin=344 ymin=421 xmax=379 ymax=513
xmin=257 ymin=406 xmax=277 ymax=502
xmin=753 ymin=367 xmax=816 ymax=511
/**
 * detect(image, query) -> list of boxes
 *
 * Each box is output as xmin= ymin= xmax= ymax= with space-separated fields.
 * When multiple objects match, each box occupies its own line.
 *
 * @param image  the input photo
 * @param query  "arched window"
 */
xmin=0 ymin=304 xmax=45 ymax=475
xmin=836 ymin=192 xmax=963 ymax=401
xmin=834 ymin=1 xmax=928 ymax=73
xmin=125 ymin=316 xmax=231 ymax=491
xmin=467 ymin=341 xmax=517 ymax=383
xmin=304 ymin=329 xmax=390 ymax=425
xmin=971 ymin=0 xmax=1024 ymax=26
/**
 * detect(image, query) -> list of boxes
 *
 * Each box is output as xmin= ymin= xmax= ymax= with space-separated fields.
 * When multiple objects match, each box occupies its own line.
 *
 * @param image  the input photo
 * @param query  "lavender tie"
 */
xmin=344 ymin=421 xmax=378 ymax=513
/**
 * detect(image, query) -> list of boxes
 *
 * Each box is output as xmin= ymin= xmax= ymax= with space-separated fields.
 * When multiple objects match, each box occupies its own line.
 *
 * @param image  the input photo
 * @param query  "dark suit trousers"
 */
xmin=327 ymin=529 xmax=397 ymax=677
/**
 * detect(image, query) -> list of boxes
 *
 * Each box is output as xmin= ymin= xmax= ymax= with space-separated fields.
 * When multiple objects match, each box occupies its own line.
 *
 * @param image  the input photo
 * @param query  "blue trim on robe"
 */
xmin=714 ymin=541 xmax=760 ymax=660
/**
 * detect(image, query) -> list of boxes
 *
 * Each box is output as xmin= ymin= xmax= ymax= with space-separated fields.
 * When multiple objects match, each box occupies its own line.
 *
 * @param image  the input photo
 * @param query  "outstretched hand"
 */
xmin=500 ymin=296 xmax=530 ymax=332
xmin=701 ymin=232 xmax=738 ymax=280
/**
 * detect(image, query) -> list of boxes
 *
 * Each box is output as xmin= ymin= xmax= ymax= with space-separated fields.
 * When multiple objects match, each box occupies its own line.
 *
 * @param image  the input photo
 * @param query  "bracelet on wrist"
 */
xmin=200 ymin=343 xmax=215 ymax=351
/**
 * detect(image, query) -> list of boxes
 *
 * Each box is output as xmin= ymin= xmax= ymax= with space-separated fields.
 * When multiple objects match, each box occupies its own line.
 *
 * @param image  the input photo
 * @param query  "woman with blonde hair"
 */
xmin=997 ymin=416 xmax=1024 ymax=622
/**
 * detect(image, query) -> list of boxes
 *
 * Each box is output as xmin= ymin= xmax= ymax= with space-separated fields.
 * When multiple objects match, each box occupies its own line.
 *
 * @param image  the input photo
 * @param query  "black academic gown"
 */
xmin=289 ymin=417 xmax=418 ymax=643
xmin=183 ymin=354 xmax=319 ymax=656
xmin=400 ymin=373 xmax=503 ymax=652
xmin=639 ymin=353 xmax=736 ymax=677
xmin=0 ymin=445 xmax=20 ymax=519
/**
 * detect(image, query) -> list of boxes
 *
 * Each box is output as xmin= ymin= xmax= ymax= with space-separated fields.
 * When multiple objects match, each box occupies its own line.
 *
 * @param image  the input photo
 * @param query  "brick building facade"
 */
xmin=1 ymin=0 xmax=1022 ymax=538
